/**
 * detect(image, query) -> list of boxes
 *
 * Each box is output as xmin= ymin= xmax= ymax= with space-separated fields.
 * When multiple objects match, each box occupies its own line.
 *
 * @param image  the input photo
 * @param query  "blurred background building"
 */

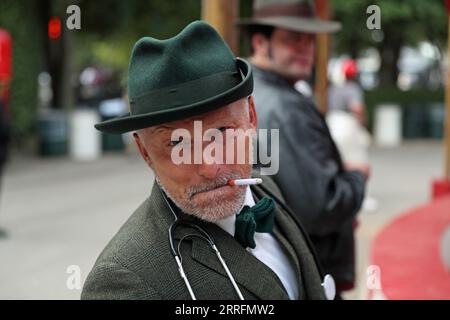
xmin=0 ymin=0 xmax=447 ymax=155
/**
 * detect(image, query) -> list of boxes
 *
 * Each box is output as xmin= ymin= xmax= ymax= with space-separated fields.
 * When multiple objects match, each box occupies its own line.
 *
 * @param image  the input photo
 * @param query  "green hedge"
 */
xmin=0 ymin=0 xmax=41 ymax=143
xmin=364 ymin=87 xmax=444 ymax=138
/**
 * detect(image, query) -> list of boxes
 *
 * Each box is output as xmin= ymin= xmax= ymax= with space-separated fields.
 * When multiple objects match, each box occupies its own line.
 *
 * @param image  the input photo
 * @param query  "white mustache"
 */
xmin=187 ymin=172 xmax=241 ymax=199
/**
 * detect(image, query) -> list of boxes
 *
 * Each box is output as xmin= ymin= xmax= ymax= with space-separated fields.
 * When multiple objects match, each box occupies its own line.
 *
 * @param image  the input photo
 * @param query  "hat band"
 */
xmin=130 ymin=70 xmax=242 ymax=115
xmin=254 ymin=3 xmax=314 ymax=18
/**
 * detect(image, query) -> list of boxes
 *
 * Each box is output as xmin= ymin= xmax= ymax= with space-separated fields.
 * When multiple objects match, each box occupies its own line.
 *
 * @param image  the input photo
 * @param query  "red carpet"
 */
xmin=371 ymin=196 xmax=450 ymax=299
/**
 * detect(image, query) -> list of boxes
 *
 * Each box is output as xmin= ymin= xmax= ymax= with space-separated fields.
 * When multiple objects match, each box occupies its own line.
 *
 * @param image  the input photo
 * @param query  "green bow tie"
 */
xmin=234 ymin=196 xmax=276 ymax=249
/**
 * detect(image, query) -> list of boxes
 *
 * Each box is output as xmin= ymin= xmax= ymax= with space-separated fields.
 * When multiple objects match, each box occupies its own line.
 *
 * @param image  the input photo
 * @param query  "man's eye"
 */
xmin=169 ymin=138 xmax=183 ymax=147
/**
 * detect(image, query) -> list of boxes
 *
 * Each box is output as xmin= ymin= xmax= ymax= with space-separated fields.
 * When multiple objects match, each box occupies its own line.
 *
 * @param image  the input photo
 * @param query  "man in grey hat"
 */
xmin=237 ymin=0 xmax=369 ymax=296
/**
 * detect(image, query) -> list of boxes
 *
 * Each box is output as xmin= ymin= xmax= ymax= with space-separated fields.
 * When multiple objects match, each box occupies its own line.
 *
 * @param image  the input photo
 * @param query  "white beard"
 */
xmin=155 ymin=175 xmax=247 ymax=223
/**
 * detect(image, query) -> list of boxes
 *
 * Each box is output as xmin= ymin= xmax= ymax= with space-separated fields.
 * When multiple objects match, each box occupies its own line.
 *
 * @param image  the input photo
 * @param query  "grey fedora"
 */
xmin=236 ymin=0 xmax=341 ymax=33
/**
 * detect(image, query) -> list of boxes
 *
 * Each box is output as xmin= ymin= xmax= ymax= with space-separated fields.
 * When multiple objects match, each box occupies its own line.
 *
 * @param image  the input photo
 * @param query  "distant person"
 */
xmin=0 ymin=81 xmax=10 ymax=239
xmin=329 ymin=60 xmax=366 ymax=125
xmin=327 ymin=59 xmax=371 ymax=166
xmin=237 ymin=0 xmax=369 ymax=295
xmin=0 ymin=28 xmax=11 ymax=238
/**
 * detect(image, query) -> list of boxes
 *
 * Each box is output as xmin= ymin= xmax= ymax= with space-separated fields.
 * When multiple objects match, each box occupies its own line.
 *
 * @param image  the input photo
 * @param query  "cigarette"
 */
xmin=228 ymin=178 xmax=263 ymax=186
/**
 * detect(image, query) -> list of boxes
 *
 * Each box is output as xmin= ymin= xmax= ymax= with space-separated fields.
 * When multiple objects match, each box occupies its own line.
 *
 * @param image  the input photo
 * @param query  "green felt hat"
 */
xmin=95 ymin=20 xmax=253 ymax=134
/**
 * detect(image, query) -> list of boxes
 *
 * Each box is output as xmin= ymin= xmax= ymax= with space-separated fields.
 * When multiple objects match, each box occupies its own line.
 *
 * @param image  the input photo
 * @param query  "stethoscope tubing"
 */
xmin=163 ymin=189 xmax=244 ymax=300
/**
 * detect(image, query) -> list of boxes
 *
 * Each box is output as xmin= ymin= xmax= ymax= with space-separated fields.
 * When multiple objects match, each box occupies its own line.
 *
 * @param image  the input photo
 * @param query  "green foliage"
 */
xmin=74 ymin=0 xmax=201 ymax=75
xmin=0 ymin=0 xmax=41 ymax=140
xmin=332 ymin=0 xmax=448 ymax=54
xmin=364 ymin=87 xmax=444 ymax=131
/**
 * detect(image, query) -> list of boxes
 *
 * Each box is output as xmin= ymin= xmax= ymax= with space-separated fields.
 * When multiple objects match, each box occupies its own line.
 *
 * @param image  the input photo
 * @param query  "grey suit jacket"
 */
xmin=81 ymin=173 xmax=326 ymax=300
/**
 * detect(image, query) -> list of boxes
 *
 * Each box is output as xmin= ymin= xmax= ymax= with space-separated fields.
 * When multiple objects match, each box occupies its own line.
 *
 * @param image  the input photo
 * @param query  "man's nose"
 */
xmin=196 ymin=161 xmax=221 ymax=180
xmin=196 ymin=146 xmax=222 ymax=179
xmin=296 ymin=34 xmax=315 ymax=50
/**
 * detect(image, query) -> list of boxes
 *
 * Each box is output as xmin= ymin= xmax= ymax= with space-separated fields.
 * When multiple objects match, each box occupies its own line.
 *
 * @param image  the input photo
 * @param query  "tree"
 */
xmin=0 ymin=0 xmax=41 ymax=141
xmin=332 ymin=0 xmax=447 ymax=86
xmin=74 ymin=0 xmax=201 ymax=72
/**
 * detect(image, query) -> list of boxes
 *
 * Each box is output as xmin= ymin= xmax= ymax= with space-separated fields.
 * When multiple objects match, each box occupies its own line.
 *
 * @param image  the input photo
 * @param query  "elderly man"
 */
xmin=237 ymin=0 xmax=369 ymax=295
xmin=81 ymin=21 xmax=332 ymax=300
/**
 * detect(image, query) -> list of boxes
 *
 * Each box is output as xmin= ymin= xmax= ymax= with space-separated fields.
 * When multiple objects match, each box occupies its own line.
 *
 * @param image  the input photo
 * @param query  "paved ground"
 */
xmin=344 ymin=141 xmax=443 ymax=299
xmin=0 ymin=141 xmax=443 ymax=299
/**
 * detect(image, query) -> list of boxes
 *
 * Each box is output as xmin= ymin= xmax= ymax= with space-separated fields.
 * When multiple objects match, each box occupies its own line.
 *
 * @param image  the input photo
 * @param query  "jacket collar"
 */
xmin=252 ymin=64 xmax=295 ymax=89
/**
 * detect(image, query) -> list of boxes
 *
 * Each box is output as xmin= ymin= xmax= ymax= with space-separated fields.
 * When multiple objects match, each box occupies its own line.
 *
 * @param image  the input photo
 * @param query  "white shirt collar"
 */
xmin=215 ymin=186 xmax=255 ymax=237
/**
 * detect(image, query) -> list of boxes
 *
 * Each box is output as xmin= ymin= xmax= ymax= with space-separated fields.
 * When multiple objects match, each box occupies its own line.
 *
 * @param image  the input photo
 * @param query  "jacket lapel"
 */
xmin=184 ymin=223 xmax=289 ymax=300
xmin=273 ymin=204 xmax=326 ymax=299
xmin=251 ymin=179 xmax=326 ymax=300
xmin=249 ymin=186 xmax=303 ymax=299
xmin=272 ymin=224 xmax=305 ymax=300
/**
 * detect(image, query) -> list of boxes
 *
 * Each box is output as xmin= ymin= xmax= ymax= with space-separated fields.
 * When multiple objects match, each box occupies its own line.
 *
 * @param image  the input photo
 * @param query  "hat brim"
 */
xmin=95 ymin=58 xmax=253 ymax=134
xmin=236 ymin=16 xmax=341 ymax=33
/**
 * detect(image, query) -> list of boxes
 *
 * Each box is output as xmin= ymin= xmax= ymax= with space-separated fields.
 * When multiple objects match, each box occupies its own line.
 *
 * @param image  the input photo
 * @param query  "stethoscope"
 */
xmin=160 ymin=183 xmax=336 ymax=300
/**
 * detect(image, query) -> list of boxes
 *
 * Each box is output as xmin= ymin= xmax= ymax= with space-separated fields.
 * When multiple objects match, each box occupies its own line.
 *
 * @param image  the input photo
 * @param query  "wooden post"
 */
xmin=445 ymin=13 xmax=450 ymax=178
xmin=315 ymin=0 xmax=329 ymax=115
xmin=201 ymin=0 xmax=239 ymax=54
xmin=431 ymin=1 xmax=450 ymax=199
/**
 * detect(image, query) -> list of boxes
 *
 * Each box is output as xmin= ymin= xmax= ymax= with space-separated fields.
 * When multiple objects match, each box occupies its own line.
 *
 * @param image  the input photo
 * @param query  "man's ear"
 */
xmin=247 ymin=96 xmax=258 ymax=129
xmin=133 ymin=132 xmax=153 ymax=168
xmin=251 ymin=33 xmax=270 ymax=57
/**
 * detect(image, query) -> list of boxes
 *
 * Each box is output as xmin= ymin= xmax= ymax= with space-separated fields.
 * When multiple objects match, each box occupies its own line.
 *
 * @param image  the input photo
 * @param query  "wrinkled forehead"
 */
xmin=143 ymin=98 xmax=248 ymax=135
